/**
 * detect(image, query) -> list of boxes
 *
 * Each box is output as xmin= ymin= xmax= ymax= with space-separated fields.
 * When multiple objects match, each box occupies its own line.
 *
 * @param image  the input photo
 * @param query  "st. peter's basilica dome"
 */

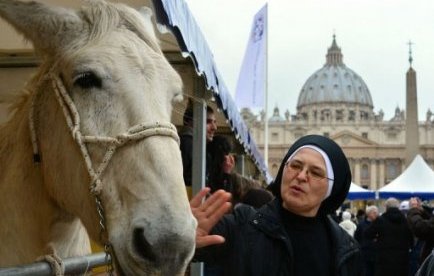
xmin=295 ymin=35 xmax=375 ymax=122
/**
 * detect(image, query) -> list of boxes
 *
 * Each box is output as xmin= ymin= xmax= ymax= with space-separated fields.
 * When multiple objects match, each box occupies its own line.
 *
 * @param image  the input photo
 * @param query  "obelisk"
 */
xmin=405 ymin=41 xmax=419 ymax=165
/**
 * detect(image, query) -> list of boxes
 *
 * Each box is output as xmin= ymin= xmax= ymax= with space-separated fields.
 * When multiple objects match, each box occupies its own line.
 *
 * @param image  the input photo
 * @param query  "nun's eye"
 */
xmin=73 ymin=72 xmax=102 ymax=89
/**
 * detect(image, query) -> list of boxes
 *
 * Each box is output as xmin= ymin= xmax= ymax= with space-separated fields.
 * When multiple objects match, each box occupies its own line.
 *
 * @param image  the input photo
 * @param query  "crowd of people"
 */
xmin=335 ymin=197 xmax=434 ymax=276
xmin=178 ymin=103 xmax=434 ymax=276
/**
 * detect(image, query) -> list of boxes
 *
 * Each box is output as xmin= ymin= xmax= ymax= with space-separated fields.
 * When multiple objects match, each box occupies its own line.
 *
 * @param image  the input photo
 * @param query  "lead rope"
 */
xmin=29 ymin=74 xmax=179 ymax=275
xmin=36 ymin=253 xmax=65 ymax=276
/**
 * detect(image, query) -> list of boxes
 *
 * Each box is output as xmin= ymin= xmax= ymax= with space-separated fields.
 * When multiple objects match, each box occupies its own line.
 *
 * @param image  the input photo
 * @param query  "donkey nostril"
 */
xmin=133 ymin=227 xmax=158 ymax=263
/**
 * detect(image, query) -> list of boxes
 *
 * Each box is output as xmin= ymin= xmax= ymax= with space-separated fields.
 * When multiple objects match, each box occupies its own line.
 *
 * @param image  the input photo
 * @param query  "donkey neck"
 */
xmin=0 ymin=100 xmax=90 ymax=266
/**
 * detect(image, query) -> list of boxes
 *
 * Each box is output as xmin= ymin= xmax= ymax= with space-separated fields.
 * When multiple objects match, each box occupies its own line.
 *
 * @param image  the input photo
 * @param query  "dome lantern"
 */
xmin=326 ymin=34 xmax=344 ymax=66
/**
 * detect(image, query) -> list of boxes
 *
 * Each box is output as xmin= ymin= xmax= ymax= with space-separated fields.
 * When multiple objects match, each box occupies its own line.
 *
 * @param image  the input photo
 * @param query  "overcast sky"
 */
xmin=184 ymin=0 xmax=434 ymax=121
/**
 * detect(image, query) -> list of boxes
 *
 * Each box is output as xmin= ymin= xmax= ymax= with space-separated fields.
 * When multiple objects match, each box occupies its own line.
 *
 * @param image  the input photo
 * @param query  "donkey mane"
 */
xmin=0 ymin=59 xmax=52 ymax=144
xmin=79 ymin=1 xmax=160 ymax=53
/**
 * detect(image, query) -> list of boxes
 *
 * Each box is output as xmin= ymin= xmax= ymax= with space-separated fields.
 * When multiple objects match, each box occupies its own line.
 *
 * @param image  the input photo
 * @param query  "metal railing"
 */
xmin=0 ymin=253 xmax=109 ymax=276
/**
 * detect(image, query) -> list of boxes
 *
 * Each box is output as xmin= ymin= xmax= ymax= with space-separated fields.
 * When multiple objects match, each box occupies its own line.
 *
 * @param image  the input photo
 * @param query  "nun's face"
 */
xmin=280 ymin=148 xmax=329 ymax=217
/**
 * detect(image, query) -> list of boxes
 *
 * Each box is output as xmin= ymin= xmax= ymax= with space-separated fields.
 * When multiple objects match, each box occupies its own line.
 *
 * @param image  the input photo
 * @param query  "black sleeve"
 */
xmin=193 ymin=206 xmax=255 ymax=264
xmin=364 ymin=218 xmax=381 ymax=239
xmin=354 ymin=224 xmax=362 ymax=243
xmin=180 ymin=135 xmax=193 ymax=186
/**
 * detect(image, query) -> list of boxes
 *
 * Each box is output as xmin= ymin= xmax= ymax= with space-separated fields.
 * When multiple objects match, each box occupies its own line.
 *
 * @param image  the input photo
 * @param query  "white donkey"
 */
xmin=0 ymin=0 xmax=196 ymax=275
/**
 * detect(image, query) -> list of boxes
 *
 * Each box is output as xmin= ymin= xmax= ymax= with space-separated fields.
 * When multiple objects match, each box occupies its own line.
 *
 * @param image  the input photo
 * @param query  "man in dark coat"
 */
xmin=407 ymin=197 xmax=434 ymax=265
xmin=354 ymin=205 xmax=379 ymax=276
xmin=365 ymin=197 xmax=413 ymax=276
xmin=207 ymin=135 xmax=262 ymax=206
xmin=191 ymin=135 xmax=362 ymax=276
xmin=179 ymin=104 xmax=217 ymax=198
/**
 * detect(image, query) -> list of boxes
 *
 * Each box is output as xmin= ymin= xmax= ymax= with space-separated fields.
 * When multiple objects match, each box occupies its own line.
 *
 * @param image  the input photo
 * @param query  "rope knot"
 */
xmin=36 ymin=254 xmax=65 ymax=276
xmin=90 ymin=179 xmax=103 ymax=195
xmin=116 ymin=134 xmax=130 ymax=146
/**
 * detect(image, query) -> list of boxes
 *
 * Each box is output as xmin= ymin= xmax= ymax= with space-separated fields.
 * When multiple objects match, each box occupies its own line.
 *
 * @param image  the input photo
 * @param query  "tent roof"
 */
xmin=0 ymin=0 xmax=272 ymax=184
xmin=378 ymin=155 xmax=434 ymax=199
xmin=347 ymin=182 xmax=375 ymax=200
xmin=152 ymin=0 xmax=272 ymax=183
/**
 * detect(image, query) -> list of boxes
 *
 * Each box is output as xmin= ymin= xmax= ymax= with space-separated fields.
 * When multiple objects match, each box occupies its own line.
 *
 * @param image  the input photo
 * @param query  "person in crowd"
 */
xmin=339 ymin=210 xmax=357 ymax=237
xmin=400 ymin=200 xmax=411 ymax=217
xmin=365 ymin=197 xmax=413 ymax=276
xmin=207 ymin=135 xmax=262 ymax=206
xmin=190 ymin=134 xmax=362 ymax=276
xmin=407 ymin=197 xmax=434 ymax=265
xmin=356 ymin=209 xmax=366 ymax=224
xmin=403 ymin=197 xmax=425 ymax=275
xmin=354 ymin=205 xmax=379 ymax=276
xmin=179 ymin=103 xmax=217 ymax=197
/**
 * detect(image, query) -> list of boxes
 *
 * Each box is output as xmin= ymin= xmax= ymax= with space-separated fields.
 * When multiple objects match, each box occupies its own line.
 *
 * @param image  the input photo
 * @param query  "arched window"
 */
xmin=361 ymin=164 xmax=369 ymax=180
xmin=336 ymin=109 xmax=344 ymax=121
xmin=349 ymin=110 xmax=355 ymax=121
xmin=387 ymin=162 xmax=398 ymax=181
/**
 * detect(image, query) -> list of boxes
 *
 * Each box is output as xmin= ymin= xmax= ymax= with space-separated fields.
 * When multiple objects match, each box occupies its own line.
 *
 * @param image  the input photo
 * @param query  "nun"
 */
xmin=191 ymin=135 xmax=362 ymax=276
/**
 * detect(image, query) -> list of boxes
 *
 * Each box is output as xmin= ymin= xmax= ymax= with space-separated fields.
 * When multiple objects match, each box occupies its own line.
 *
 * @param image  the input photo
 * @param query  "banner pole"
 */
xmin=263 ymin=4 xmax=268 ymax=169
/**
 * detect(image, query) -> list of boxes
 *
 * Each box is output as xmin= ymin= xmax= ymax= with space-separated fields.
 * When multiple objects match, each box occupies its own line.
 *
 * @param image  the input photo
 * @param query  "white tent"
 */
xmin=378 ymin=155 xmax=434 ymax=199
xmin=347 ymin=182 xmax=376 ymax=200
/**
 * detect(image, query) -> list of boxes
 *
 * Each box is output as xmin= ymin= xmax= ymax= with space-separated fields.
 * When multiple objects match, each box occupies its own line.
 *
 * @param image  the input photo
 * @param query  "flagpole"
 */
xmin=263 ymin=4 xmax=268 ymax=169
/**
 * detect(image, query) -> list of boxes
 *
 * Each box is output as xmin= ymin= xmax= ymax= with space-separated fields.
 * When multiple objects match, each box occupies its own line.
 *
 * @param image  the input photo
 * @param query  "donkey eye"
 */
xmin=73 ymin=72 xmax=102 ymax=89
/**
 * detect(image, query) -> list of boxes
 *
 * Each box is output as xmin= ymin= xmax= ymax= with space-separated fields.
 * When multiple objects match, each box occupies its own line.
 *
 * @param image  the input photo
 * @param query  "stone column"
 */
xmin=355 ymin=106 xmax=360 ymax=125
xmin=370 ymin=159 xmax=377 ymax=190
xmin=354 ymin=159 xmax=361 ymax=185
xmin=379 ymin=159 xmax=385 ymax=188
xmin=309 ymin=110 xmax=315 ymax=125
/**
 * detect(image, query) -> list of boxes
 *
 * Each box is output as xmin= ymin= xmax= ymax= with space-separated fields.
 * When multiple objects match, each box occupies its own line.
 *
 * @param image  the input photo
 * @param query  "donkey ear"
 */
xmin=0 ymin=0 xmax=80 ymax=55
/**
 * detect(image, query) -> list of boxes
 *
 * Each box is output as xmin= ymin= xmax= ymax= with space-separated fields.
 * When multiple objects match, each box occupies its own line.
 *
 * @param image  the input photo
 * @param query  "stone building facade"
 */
xmin=241 ymin=36 xmax=434 ymax=190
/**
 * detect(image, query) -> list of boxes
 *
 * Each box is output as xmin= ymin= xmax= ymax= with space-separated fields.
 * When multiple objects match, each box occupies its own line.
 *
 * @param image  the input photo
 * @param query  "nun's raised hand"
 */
xmin=190 ymin=188 xmax=232 ymax=248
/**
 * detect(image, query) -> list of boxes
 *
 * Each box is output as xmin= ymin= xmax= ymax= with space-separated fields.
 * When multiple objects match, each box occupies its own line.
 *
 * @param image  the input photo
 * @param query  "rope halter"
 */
xmin=29 ymin=73 xmax=180 ymax=274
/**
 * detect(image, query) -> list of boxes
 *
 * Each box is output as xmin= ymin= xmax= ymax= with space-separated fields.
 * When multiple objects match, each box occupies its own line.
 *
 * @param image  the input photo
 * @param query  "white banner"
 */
xmin=235 ymin=4 xmax=267 ymax=109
